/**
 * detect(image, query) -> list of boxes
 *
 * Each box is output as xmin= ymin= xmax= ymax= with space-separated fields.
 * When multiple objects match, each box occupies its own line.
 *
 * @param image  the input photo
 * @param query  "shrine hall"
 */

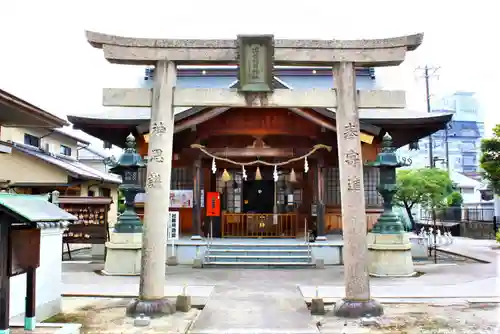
xmin=68 ymin=66 xmax=452 ymax=239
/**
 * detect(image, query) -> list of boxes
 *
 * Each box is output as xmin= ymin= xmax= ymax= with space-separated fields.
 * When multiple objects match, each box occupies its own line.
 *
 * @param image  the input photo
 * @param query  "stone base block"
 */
xmin=167 ymin=256 xmax=178 ymax=266
xmin=126 ymin=298 xmax=175 ymax=317
xmin=367 ymin=232 xmax=416 ymax=277
xmin=315 ymin=258 xmax=324 ymax=269
xmin=333 ymin=298 xmax=383 ymax=318
xmin=103 ymin=238 xmax=142 ymax=276
xmin=110 ymin=232 xmax=142 ymax=244
xmin=192 ymin=258 xmax=203 ymax=268
xmin=91 ymin=244 xmax=105 ymax=260
xmin=176 ymin=295 xmax=191 ymax=312
xmin=409 ymin=234 xmax=428 ymax=259
xmin=310 ymin=298 xmax=325 ymax=315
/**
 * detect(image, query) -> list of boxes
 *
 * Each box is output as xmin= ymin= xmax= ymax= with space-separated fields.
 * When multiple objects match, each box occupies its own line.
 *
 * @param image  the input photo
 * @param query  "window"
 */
xmin=171 ymin=167 xmax=193 ymax=190
xmin=461 ymin=187 xmax=474 ymax=194
xmin=325 ymin=167 xmax=341 ymax=205
xmin=364 ymin=167 xmax=383 ymax=207
xmin=462 ymin=155 xmax=476 ymax=166
xmin=324 ymin=167 xmax=382 ymax=207
xmin=217 ymin=170 xmax=242 ymax=213
xmin=24 ymin=133 xmax=40 ymax=147
xmin=60 ymin=145 xmax=72 ymax=156
xmin=460 ymin=141 xmax=476 ymax=153
xmin=101 ymin=188 xmax=111 ymax=197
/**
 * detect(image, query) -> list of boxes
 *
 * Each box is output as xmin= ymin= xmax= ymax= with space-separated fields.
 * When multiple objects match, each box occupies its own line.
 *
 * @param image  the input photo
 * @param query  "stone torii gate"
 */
xmin=85 ymin=31 xmax=422 ymax=317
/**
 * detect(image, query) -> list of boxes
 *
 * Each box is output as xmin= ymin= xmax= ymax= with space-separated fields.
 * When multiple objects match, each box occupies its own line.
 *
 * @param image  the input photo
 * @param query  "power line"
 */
xmin=415 ymin=65 xmax=444 ymax=168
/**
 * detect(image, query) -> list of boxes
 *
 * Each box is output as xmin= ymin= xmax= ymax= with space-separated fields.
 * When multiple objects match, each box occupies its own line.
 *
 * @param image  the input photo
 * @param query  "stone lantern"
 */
xmin=103 ymin=133 xmax=145 ymax=276
xmin=369 ymin=133 xmax=411 ymax=233
xmin=366 ymin=133 xmax=416 ymax=277
xmin=109 ymin=133 xmax=146 ymax=233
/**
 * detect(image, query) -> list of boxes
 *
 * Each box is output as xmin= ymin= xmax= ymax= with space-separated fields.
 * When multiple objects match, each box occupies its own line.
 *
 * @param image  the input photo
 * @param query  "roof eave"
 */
xmin=0 ymin=89 xmax=69 ymax=128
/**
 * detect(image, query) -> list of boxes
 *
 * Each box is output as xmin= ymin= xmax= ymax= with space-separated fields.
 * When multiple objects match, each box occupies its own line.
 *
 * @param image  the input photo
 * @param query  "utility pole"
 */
xmin=415 ymin=65 xmax=441 ymax=168
xmin=444 ymin=122 xmax=451 ymax=172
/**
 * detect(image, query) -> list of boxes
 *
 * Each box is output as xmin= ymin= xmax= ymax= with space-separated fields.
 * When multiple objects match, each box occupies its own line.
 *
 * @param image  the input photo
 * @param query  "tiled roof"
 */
xmin=7 ymin=142 xmax=122 ymax=184
xmin=53 ymin=128 xmax=90 ymax=145
xmin=77 ymin=145 xmax=114 ymax=160
xmin=450 ymin=171 xmax=482 ymax=189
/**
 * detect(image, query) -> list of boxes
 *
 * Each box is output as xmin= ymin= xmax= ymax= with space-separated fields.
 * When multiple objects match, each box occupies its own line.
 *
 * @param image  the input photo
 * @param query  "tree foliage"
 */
xmin=394 ymin=168 xmax=454 ymax=227
xmin=480 ymin=124 xmax=500 ymax=195
xmin=446 ymin=191 xmax=464 ymax=207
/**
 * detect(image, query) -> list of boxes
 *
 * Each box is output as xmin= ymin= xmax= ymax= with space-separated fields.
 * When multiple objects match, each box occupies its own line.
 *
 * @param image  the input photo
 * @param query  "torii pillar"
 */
xmin=332 ymin=62 xmax=383 ymax=317
xmin=84 ymin=31 xmax=423 ymax=318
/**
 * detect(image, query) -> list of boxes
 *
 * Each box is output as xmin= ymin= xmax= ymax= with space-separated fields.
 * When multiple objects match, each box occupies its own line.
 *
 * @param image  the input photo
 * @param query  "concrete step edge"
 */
xmin=203 ymin=261 xmax=314 ymax=265
xmin=205 ymin=255 xmax=312 ymax=259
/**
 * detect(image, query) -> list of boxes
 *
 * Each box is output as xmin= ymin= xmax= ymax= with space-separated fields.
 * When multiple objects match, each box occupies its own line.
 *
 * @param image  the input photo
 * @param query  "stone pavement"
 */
xmin=62 ymin=260 xmax=499 ymax=298
xmin=188 ymin=284 xmax=318 ymax=334
xmin=60 ymin=238 xmax=499 ymax=333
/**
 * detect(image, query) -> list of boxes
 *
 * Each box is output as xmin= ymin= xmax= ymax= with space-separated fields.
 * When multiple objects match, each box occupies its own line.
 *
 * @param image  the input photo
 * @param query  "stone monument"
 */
xmin=103 ymin=134 xmax=145 ymax=276
xmin=367 ymin=133 xmax=416 ymax=277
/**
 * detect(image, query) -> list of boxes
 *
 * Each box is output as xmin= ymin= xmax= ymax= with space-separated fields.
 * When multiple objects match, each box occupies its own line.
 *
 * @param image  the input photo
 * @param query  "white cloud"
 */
xmin=0 ymin=0 xmax=497 ymax=143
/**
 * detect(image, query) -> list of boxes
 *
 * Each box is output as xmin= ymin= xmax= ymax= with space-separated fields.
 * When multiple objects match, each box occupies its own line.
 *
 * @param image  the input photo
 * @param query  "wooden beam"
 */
xmin=174 ymin=107 xmax=230 ymax=133
xmin=103 ymin=88 xmax=406 ymax=109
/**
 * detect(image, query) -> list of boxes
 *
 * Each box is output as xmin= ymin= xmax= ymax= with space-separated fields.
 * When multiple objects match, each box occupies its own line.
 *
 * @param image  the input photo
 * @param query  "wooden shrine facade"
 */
xmin=132 ymin=106 xmax=386 ymax=238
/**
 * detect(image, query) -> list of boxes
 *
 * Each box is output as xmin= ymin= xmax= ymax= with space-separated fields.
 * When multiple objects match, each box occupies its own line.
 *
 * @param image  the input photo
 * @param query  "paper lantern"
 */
xmin=254 ymin=167 xmax=263 ymax=181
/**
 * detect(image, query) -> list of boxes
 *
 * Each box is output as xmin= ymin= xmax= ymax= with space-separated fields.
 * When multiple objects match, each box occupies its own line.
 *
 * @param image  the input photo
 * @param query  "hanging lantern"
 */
xmin=211 ymin=157 xmax=217 ymax=174
xmin=289 ymin=168 xmax=297 ymax=183
xmin=273 ymin=165 xmax=279 ymax=182
xmin=242 ymin=165 xmax=248 ymax=181
xmin=304 ymin=157 xmax=309 ymax=173
xmin=221 ymin=169 xmax=231 ymax=182
xmin=255 ymin=167 xmax=263 ymax=180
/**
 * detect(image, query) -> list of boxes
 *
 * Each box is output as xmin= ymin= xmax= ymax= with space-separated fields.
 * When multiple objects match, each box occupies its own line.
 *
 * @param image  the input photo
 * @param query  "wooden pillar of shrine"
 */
xmin=191 ymin=158 xmax=202 ymax=239
xmin=315 ymin=159 xmax=326 ymax=240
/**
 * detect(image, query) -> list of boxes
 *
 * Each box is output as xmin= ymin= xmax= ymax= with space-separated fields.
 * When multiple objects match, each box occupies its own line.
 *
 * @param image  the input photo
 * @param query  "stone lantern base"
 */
xmin=367 ymin=232 xmax=416 ymax=277
xmin=102 ymin=233 xmax=142 ymax=276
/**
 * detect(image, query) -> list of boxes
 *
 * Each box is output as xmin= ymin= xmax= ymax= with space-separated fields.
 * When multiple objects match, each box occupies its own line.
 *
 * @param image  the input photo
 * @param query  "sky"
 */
xmin=0 ymin=0 xmax=498 ymax=150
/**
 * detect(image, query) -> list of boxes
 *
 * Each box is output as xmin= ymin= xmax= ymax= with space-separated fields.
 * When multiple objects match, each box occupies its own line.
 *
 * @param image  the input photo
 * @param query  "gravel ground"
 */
xmin=45 ymin=297 xmax=199 ymax=334
xmin=314 ymin=303 xmax=500 ymax=333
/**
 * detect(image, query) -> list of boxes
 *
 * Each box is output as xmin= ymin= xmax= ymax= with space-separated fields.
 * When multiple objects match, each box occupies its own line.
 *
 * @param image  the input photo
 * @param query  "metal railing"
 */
xmin=420 ymin=207 xmax=496 ymax=240
xmin=204 ymin=219 xmax=214 ymax=263
xmin=324 ymin=211 xmax=381 ymax=233
xmin=221 ymin=213 xmax=298 ymax=238
xmin=418 ymin=227 xmax=454 ymax=247
xmin=304 ymin=218 xmax=312 ymax=260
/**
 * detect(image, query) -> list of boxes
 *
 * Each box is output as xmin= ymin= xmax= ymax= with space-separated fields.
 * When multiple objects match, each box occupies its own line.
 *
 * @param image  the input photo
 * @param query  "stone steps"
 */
xmin=203 ymin=243 xmax=315 ymax=268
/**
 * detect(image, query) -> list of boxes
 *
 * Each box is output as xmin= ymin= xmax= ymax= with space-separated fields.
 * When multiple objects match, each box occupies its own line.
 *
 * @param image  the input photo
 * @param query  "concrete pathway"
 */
xmin=188 ymin=284 xmax=318 ymax=334
xmin=437 ymin=237 xmax=499 ymax=263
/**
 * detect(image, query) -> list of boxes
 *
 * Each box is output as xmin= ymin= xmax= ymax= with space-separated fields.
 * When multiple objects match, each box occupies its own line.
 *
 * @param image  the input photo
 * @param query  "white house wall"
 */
xmin=9 ymin=228 xmax=65 ymax=322
xmin=0 ymin=127 xmax=79 ymax=158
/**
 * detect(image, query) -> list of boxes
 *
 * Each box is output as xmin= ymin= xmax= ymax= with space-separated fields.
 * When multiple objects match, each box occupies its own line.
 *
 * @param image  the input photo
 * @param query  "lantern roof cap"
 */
xmin=110 ymin=133 xmax=146 ymax=172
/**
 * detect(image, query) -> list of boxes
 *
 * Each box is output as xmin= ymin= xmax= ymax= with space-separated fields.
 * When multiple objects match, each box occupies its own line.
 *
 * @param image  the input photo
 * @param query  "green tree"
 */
xmin=446 ymin=191 xmax=464 ymax=207
xmin=394 ymin=168 xmax=454 ymax=228
xmin=480 ymin=124 xmax=500 ymax=196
